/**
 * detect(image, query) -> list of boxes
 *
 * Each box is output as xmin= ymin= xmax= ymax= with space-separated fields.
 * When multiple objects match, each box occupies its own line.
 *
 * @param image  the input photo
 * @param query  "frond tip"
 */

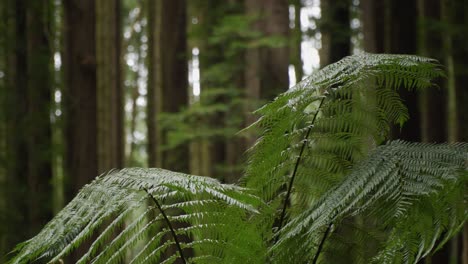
xmin=7 ymin=168 xmax=260 ymax=264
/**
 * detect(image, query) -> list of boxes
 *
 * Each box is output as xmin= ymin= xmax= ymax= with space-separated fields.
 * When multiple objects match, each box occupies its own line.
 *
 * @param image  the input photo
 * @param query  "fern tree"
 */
xmin=8 ymin=53 xmax=467 ymax=264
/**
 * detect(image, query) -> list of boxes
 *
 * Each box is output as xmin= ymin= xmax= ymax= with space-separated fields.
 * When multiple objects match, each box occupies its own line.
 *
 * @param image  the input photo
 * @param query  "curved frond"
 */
xmin=271 ymin=141 xmax=467 ymax=263
xmin=8 ymin=168 xmax=262 ymax=264
xmin=244 ymin=53 xmax=443 ymax=203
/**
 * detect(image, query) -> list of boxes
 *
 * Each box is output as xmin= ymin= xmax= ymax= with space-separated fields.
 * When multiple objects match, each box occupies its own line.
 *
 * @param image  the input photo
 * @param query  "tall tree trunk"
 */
xmin=146 ymin=0 xmax=157 ymax=168
xmin=319 ymin=0 xmax=351 ymax=66
xmin=2 ymin=1 xmax=28 ymax=258
xmin=148 ymin=0 xmax=189 ymax=173
xmin=96 ymin=0 xmax=124 ymax=172
xmin=244 ymin=0 xmax=290 ymax=145
xmin=0 ymin=0 xmax=6 ymax=259
xmin=417 ymin=0 xmax=446 ymax=144
xmin=63 ymin=1 xmax=97 ymax=261
xmin=291 ymin=0 xmax=303 ymax=81
xmin=63 ymin=0 xmax=97 ymax=197
xmin=1 ymin=0 xmax=53 ymax=260
xmin=361 ymin=0 xmax=386 ymax=53
xmin=364 ymin=0 xmax=420 ymax=141
xmin=25 ymin=0 xmax=53 ymax=235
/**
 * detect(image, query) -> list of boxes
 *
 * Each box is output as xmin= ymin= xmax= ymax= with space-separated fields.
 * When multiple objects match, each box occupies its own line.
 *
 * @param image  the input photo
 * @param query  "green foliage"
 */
xmin=8 ymin=53 xmax=467 ymax=264
xmin=8 ymin=168 xmax=262 ymax=264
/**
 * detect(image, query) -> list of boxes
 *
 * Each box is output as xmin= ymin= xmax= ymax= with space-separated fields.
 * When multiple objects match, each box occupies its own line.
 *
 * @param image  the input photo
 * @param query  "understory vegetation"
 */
xmin=8 ymin=53 xmax=467 ymax=264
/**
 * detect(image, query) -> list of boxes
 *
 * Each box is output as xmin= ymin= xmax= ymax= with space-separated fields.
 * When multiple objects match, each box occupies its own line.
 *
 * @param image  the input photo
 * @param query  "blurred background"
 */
xmin=0 ymin=0 xmax=467 ymax=263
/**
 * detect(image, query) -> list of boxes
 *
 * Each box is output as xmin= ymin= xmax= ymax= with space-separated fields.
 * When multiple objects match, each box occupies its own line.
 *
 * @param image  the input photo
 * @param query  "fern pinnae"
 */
xmin=75 ymin=201 xmax=153 ymax=264
xmin=144 ymin=188 xmax=187 ymax=264
xmin=276 ymin=96 xmax=326 ymax=235
xmin=311 ymin=222 xmax=333 ymax=264
xmin=89 ymin=208 xmax=162 ymax=264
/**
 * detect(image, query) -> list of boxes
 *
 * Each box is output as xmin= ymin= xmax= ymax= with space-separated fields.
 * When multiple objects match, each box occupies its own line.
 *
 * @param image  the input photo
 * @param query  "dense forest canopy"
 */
xmin=0 ymin=0 xmax=467 ymax=263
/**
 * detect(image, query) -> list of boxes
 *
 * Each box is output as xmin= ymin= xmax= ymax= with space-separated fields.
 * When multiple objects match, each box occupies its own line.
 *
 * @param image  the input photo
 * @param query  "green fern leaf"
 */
xmin=271 ymin=141 xmax=467 ymax=263
xmin=7 ymin=168 xmax=261 ymax=264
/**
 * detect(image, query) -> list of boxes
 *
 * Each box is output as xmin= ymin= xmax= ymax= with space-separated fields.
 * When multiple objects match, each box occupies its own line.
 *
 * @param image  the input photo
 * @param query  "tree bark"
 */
xmin=148 ymin=0 xmax=189 ymax=173
xmin=63 ymin=0 xmax=98 ymax=197
xmin=1 ymin=0 xmax=53 ymax=259
xmin=319 ymin=0 xmax=351 ymax=66
xmin=244 ymin=0 xmax=290 ymax=144
xmin=417 ymin=0 xmax=446 ymax=144
xmin=291 ymin=0 xmax=303 ymax=81
xmin=96 ymin=0 xmax=124 ymax=172
xmin=25 ymin=0 xmax=53 ymax=235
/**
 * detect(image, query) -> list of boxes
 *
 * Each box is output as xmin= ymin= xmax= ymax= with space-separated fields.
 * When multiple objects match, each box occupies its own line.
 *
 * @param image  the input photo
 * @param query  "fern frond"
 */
xmin=271 ymin=141 xmax=467 ymax=263
xmin=7 ymin=168 xmax=261 ymax=264
xmin=244 ymin=53 xmax=443 ymax=204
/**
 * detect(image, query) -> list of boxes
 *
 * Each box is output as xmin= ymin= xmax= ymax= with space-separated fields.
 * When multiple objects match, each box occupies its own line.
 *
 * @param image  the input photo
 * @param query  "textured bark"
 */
xmin=1 ymin=0 xmax=53 ymax=259
xmin=4 ymin=1 xmax=29 ymax=252
xmin=25 ymin=0 xmax=53 ymax=235
xmin=361 ymin=0 xmax=386 ymax=53
xmin=63 ymin=0 xmax=98 ymax=197
xmin=96 ymin=0 xmax=124 ymax=172
xmin=319 ymin=0 xmax=351 ymax=66
xmin=148 ymin=0 xmax=189 ymax=173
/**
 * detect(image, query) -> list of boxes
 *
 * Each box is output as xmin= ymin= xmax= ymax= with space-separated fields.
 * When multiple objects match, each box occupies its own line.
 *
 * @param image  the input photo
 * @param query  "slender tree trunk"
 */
xmin=146 ymin=0 xmax=157 ymax=168
xmin=2 ymin=1 xmax=28 ymax=258
xmin=361 ymin=0 xmax=385 ymax=53
xmin=0 ymin=0 xmax=6 ymax=259
xmin=319 ymin=0 xmax=351 ymax=66
xmin=148 ymin=0 xmax=189 ymax=172
xmin=96 ymin=0 xmax=124 ymax=172
xmin=291 ymin=0 xmax=303 ymax=82
xmin=369 ymin=0 xmax=420 ymax=141
xmin=189 ymin=0 xmax=223 ymax=178
xmin=63 ymin=0 xmax=97 ymax=197
xmin=244 ymin=0 xmax=290 ymax=145
xmin=25 ymin=0 xmax=53 ymax=235
xmin=417 ymin=0 xmax=446 ymax=144
xmin=2 ymin=0 xmax=53 ymax=258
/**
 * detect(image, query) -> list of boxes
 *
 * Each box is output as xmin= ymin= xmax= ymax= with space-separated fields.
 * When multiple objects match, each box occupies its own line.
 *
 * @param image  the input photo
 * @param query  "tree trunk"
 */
xmin=417 ymin=0 xmax=446 ymax=144
xmin=63 ymin=0 xmax=98 ymax=197
xmin=291 ymin=0 xmax=303 ymax=82
xmin=1 ymin=0 xmax=53 ymax=259
xmin=25 ymin=0 xmax=53 ymax=235
xmin=319 ymin=0 xmax=351 ymax=66
xmin=148 ymin=0 xmax=189 ymax=173
xmin=96 ymin=0 xmax=124 ymax=172
xmin=364 ymin=0 xmax=420 ymax=141
xmin=244 ymin=0 xmax=290 ymax=144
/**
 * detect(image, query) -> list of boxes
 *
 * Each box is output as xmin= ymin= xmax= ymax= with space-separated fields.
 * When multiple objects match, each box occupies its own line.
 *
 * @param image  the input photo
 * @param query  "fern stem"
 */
xmin=312 ymin=222 xmax=333 ymax=264
xmin=276 ymin=97 xmax=325 ymax=235
xmin=144 ymin=188 xmax=187 ymax=264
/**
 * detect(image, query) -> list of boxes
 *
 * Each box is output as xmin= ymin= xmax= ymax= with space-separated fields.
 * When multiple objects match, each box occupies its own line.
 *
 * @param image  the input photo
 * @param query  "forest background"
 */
xmin=0 ymin=0 xmax=467 ymax=263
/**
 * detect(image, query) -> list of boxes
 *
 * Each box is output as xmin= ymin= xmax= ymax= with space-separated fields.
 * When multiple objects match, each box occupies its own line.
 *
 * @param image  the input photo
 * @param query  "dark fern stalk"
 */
xmin=312 ymin=222 xmax=333 ymax=264
xmin=275 ymin=96 xmax=326 ymax=236
xmin=144 ymin=188 xmax=187 ymax=264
